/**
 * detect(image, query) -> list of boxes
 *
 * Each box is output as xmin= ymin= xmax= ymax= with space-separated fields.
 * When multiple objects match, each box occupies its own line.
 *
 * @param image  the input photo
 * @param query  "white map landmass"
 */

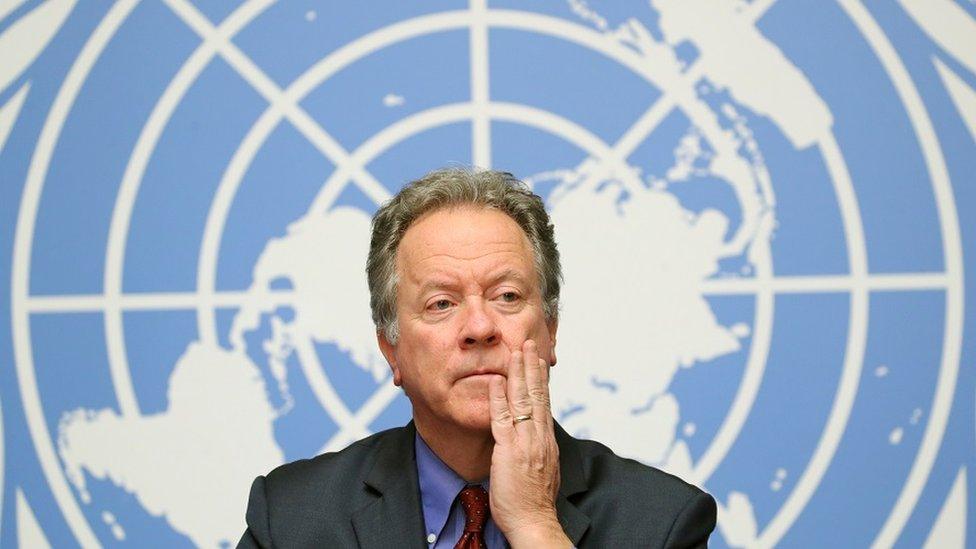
xmin=58 ymin=206 xmax=380 ymax=546
xmin=653 ymin=0 xmax=833 ymax=148
xmin=59 ymin=343 xmax=282 ymax=547
xmin=549 ymin=161 xmax=741 ymax=465
xmin=230 ymin=206 xmax=386 ymax=391
xmin=568 ymin=4 xmax=832 ymax=545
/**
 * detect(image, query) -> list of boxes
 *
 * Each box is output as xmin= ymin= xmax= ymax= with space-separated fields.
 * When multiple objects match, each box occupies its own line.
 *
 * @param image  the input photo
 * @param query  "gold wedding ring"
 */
xmin=513 ymin=414 xmax=533 ymax=424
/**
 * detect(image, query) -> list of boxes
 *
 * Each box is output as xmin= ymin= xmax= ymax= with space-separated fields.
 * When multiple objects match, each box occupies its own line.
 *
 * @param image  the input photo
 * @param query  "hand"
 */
xmin=488 ymin=340 xmax=571 ymax=548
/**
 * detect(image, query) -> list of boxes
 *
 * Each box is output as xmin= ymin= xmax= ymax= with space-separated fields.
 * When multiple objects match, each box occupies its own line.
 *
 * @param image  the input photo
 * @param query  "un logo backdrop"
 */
xmin=0 ymin=1 xmax=974 ymax=547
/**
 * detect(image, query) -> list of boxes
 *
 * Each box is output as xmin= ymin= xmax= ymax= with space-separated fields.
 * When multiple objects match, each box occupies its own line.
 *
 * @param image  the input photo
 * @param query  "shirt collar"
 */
xmin=415 ymin=431 xmax=484 ymax=540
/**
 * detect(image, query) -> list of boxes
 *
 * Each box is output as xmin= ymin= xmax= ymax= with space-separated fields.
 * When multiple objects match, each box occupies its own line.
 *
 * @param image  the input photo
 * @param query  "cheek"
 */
xmin=531 ymin=320 xmax=557 ymax=358
xmin=398 ymin=331 xmax=456 ymax=377
xmin=499 ymin=316 xmax=552 ymax=348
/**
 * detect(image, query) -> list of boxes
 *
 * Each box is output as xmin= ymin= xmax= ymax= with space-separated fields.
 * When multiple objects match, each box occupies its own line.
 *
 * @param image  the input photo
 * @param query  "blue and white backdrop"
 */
xmin=1 ymin=1 xmax=974 ymax=547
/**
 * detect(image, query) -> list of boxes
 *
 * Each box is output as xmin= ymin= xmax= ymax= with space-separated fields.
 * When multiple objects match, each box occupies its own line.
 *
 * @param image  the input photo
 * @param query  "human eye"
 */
xmin=426 ymin=298 xmax=455 ymax=312
xmin=494 ymin=290 xmax=521 ymax=304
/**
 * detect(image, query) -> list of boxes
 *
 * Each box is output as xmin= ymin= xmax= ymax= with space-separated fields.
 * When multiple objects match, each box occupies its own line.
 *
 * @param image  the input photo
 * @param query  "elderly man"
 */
xmin=238 ymin=168 xmax=716 ymax=548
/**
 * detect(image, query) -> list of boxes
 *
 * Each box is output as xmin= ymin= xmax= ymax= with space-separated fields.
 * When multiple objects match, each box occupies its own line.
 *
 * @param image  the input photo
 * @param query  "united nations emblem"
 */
xmin=1 ymin=1 xmax=973 ymax=546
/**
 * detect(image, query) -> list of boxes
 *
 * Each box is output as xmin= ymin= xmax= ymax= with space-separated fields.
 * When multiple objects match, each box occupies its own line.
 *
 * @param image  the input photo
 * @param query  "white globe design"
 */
xmin=9 ymin=1 xmax=964 ymax=548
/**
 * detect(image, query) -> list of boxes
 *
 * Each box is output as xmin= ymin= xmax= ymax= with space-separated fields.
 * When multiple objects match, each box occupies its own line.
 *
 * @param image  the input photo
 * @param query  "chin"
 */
xmin=448 ymin=400 xmax=492 ymax=432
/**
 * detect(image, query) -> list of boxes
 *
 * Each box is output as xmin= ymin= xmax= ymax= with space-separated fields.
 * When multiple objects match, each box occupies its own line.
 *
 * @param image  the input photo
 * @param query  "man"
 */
xmin=238 ymin=168 xmax=716 ymax=548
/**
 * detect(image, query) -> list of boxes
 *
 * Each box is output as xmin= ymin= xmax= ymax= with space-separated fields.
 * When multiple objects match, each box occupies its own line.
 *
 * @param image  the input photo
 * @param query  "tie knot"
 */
xmin=458 ymin=485 xmax=489 ymax=533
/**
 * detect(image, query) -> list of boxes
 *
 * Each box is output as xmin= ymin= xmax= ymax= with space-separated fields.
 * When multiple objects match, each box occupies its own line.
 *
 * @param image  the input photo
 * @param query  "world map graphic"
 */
xmin=1 ymin=1 xmax=973 ymax=547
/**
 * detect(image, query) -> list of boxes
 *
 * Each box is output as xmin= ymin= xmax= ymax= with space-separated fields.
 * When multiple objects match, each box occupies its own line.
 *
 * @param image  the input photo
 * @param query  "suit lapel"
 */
xmin=350 ymin=422 xmax=591 ymax=547
xmin=555 ymin=422 xmax=591 ymax=545
xmin=351 ymin=424 xmax=428 ymax=549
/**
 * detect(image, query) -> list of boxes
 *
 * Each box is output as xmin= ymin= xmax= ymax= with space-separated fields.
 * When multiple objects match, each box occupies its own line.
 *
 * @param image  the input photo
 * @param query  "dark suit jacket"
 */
xmin=238 ymin=422 xmax=716 ymax=548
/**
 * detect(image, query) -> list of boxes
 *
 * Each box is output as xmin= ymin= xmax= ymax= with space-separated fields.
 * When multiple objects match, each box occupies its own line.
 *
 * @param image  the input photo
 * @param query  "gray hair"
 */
xmin=367 ymin=167 xmax=562 ymax=343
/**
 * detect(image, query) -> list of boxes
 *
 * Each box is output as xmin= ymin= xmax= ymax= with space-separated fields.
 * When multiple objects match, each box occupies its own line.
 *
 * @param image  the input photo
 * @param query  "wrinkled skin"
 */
xmin=378 ymin=206 xmax=569 ymax=547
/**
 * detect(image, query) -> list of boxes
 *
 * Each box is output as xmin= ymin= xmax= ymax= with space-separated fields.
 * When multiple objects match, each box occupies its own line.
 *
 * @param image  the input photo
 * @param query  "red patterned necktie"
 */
xmin=454 ymin=485 xmax=490 ymax=549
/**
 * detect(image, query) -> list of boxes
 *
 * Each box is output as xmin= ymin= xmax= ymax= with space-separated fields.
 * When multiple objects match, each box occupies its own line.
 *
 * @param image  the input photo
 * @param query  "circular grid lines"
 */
xmin=8 ymin=1 xmax=963 ymax=547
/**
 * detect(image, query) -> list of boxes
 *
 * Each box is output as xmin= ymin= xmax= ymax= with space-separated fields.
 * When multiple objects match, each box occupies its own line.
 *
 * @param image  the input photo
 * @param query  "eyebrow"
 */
xmin=418 ymin=278 xmax=460 ymax=297
xmin=486 ymin=268 xmax=530 ymax=288
xmin=416 ymin=269 xmax=531 ymax=297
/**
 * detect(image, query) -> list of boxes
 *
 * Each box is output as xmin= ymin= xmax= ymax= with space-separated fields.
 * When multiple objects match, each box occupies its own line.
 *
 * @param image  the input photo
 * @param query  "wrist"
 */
xmin=505 ymin=516 xmax=571 ymax=549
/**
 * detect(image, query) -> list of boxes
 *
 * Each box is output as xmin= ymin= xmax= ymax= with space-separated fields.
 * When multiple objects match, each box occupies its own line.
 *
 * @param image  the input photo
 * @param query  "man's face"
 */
xmin=378 ymin=206 xmax=557 ymax=433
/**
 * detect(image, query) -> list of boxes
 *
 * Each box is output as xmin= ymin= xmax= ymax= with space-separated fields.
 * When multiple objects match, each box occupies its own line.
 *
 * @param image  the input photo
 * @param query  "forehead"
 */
xmin=396 ymin=206 xmax=534 ymax=279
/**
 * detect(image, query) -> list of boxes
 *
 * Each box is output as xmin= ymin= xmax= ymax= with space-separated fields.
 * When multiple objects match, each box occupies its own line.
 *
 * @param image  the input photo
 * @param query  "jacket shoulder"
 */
xmin=573 ymin=436 xmax=704 ymax=499
xmin=567 ymin=436 xmax=717 ymax=546
xmin=239 ymin=426 xmax=416 ymax=547
xmin=262 ymin=427 xmax=395 ymax=505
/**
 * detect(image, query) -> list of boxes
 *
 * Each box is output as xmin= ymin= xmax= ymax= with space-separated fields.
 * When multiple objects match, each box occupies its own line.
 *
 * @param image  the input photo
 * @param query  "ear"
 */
xmin=546 ymin=318 xmax=558 ymax=367
xmin=377 ymin=330 xmax=402 ymax=386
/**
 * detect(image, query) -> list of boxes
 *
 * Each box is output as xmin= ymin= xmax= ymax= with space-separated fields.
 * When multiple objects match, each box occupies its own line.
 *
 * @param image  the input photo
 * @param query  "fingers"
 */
xmin=523 ymin=340 xmax=550 ymax=428
xmin=508 ymin=346 xmax=533 ymax=428
xmin=498 ymin=340 xmax=553 ymax=440
xmin=489 ymin=374 xmax=514 ymax=444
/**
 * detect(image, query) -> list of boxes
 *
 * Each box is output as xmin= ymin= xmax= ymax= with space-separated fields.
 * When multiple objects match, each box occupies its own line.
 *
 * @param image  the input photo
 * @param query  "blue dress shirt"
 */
xmin=415 ymin=432 xmax=508 ymax=548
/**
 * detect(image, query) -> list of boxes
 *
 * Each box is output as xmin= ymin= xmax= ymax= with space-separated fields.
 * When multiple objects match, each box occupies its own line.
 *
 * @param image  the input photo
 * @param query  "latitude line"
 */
xmin=26 ymin=291 xmax=296 ymax=312
xmin=701 ymin=272 xmax=949 ymax=295
xmin=469 ymin=0 xmax=491 ymax=168
xmin=162 ymin=0 xmax=392 ymax=205
xmin=24 ymin=272 xmax=949 ymax=313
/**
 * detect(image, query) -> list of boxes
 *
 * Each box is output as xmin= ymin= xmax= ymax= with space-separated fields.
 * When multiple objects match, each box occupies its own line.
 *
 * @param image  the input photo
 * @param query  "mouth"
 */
xmin=457 ymin=368 xmax=506 ymax=382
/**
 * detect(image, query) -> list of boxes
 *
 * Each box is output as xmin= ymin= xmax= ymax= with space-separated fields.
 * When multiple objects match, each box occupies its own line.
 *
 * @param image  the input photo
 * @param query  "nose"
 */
xmin=458 ymin=298 xmax=500 ymax=349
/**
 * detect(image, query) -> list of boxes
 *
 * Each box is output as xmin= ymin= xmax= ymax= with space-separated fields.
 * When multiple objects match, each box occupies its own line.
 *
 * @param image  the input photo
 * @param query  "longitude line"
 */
xmin=470 ymin=0 xmax=491 ymax=168
xmin=162 ymin=0 xmax=391 ymax=204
